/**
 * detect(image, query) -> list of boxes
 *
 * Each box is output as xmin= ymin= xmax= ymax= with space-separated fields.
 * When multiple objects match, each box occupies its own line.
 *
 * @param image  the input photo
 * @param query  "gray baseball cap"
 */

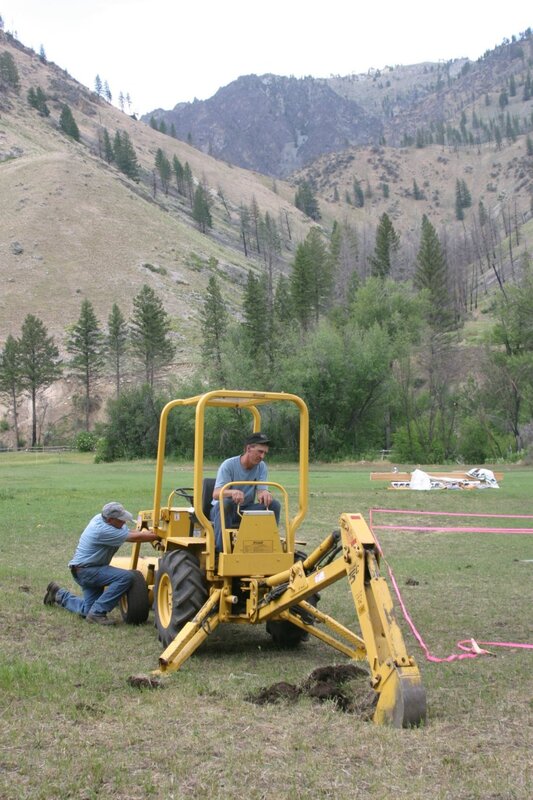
xmin=101 ymin=501 xmax=134 ymax=522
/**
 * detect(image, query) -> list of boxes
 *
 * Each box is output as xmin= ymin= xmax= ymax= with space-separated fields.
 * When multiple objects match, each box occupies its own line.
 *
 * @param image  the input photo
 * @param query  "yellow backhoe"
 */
xmin=113 ymin=389 xmax=426 ymax=727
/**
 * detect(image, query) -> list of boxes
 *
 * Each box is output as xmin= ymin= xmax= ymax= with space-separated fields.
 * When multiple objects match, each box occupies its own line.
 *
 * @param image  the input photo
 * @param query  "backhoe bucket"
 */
xmin=374 ymin=669 xmax=427 ymax=727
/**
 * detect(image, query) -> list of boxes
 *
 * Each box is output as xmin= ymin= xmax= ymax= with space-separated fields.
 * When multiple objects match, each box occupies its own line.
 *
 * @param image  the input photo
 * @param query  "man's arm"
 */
xmin=125 ymin=530 xmax=161 ymax=544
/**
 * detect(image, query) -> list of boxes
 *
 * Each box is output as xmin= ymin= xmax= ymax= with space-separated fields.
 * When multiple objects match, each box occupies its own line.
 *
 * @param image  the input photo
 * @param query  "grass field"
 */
xmin=0 ymin=453 xmax=532 ymax=800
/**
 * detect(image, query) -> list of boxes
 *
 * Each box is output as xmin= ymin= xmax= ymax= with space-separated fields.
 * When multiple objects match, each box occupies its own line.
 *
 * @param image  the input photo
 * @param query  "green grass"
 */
xmin=0 ymin=453 xmax=532 ymax=799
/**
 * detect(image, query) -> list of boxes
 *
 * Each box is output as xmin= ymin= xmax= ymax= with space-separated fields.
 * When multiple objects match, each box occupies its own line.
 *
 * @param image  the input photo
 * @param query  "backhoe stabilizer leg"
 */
xmin=155 ymin=589 xmax=222 ymax=674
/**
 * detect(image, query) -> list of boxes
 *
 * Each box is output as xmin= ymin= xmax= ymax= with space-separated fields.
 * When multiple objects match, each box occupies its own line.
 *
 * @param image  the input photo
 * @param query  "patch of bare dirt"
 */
xmin=246 ymin=663 xmax=378 ymax=720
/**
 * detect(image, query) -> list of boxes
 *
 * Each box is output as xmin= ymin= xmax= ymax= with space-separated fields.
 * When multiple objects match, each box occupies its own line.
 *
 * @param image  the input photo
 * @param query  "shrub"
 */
xmin=76 ymin=431 xmax=98 ymax=452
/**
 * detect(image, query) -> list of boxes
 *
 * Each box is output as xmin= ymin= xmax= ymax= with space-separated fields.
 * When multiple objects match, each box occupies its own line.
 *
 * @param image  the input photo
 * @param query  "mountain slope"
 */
xmin=0 ymin=33 xmax=314 ymax=359
xmin=147 ymin=30 xmax=533 ymax=178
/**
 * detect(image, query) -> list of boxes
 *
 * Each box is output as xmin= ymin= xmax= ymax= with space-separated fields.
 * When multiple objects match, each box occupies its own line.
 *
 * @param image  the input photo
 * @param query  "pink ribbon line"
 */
xmin=369 ymin=508 xmax=533 ymax=662
xmin=371 ymin=508 xmax=533 ymax=519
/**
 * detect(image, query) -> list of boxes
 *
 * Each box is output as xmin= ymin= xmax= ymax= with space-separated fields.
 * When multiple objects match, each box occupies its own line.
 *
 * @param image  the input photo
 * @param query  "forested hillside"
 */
xmin=1 ymin=23 xmax=533 ymax=464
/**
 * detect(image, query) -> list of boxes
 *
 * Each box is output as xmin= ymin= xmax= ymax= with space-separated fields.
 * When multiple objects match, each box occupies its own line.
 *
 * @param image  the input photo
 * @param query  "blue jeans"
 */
xmin=210 ymin=499 xmax=281 ymax=551
xmin=56 ymin=565 xmax=134 ymax=617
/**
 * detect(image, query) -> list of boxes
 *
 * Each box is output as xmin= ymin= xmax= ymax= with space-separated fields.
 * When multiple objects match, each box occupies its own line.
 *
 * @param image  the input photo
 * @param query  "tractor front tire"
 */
xmin=120 ymin=569 xmax=150 ymax=625
xmin=154 ymin=549 xmax=207 ymax=648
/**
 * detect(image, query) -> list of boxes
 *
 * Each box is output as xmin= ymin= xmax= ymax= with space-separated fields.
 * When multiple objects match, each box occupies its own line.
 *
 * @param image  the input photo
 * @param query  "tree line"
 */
xmin=3 ymin=212 xmax=531 ymax=465
xmin=0 ymin=286 xmax=175 ymax=448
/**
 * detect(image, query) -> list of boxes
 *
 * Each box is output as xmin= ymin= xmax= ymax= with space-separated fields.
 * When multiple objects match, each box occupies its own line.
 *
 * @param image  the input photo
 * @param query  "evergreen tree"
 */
xmin=113 ymin=130 xmax=139 ymax=180
xmin=27 ymin=86 xmax=49 ymax=116
xmin=240 ymin=271 xmax=270 ymax=374
xmin=172 ymin=154 xmax=185 ymax=194
xmin=414 ymin=215 xmax=453 ymax=331
xmin=66 ymin=300 xmax=105 ymax=430
xmin=294 ymin=181 xmax=321 ymax=220
xmin=353 ymin=178 xmax=365 ymax=207
xmin=18 ymin=315 xmax=62 ymax=446
xmin=130 ymin=285 xmax=175 ymax=387
xmin=59 ymin=104 xmax=80 ymax=141
xmin=368 ymin=213 xmax=400 ymax=278
xmin=239 ymin=203 xmax=251 ymax=257
xmin=201 ymin=275 xmax=228 ymax=384
xmin=155 ymin=148 xmax=171 ymax=194
xmin=0 ymin=51 xmax=20 ymax=90
xmin=107 ymin=303 xmax=128 ymax=397
xmin=183 ymin=162 xmax=194 ymax=205
xmin=0 ymin=335 xmax=22 ymax=447
xmin=104 ymin=81 xmax=112 ymax=102
xmin=412 ymin=179 xmax=423 ymax=200
xmin=290 ymin=227 xmax=331 ymax=329
xmin=192 ymin=184 xmax=212 ymax=232
xmin=94 ymin=74 xmax=103 ymax=97
xmin=101 ymin=127 xmax=114 ymax=162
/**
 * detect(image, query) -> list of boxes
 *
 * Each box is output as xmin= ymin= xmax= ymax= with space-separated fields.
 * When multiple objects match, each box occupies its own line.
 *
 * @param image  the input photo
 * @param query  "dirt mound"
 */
xmin=247 ymin=663 xmax=377 ymax=719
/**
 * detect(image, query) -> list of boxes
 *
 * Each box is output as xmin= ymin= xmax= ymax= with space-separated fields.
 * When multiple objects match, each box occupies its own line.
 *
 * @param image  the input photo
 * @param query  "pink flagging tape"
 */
xmin=373 ymin=525 xmax=533 ymax=535
xmin=371 ymin=508 xmax=533 ymax=519
xmin=369 ymin=508 xmax=533 ymax=662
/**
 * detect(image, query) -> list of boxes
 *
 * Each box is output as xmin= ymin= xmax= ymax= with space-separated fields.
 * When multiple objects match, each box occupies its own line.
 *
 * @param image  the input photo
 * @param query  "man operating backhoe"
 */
xmin=210 ymin=432 xmax=280 ymax=551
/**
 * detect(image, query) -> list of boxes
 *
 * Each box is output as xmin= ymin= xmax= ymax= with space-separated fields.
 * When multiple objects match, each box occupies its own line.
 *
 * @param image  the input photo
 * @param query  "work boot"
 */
xmin=43 ymin=581 xmax=61 ymax=606
xmin=86 ymin=613 xmax=116 ymax=626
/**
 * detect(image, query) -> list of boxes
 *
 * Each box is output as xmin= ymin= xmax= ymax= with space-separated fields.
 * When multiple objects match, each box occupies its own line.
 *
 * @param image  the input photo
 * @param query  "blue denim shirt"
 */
xmin=68 ymin=514 xmax=129 ymax=567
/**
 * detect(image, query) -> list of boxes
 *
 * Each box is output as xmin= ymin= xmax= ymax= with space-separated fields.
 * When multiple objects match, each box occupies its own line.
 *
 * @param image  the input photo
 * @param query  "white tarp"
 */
xmin=408 ymin=467 xmax=500 ymax=490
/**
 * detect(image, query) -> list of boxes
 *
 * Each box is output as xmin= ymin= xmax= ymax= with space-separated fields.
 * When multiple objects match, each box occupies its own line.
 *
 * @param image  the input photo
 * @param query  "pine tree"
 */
xmin=0 ymin=335 xmax=22 ymax=447
xmin=192 ymin=184 xmax=212 ymax=233
xmin=201 ymin=275 xmax=228 ymax=384
xmin=295 ymin=181 xmax=321 ymax=220
xmin=94 ymin=74 xmax=103 ymax=97
xmin=172 ymin=155 xmax=185 ymax=194
xmin=353 ymin=179 xmax=364 ymax=208
xmin=239 ymin=204 xmax=251 ymax=257
xmin=107 ymin=303 xmax=128 ymax=397
xmin=155 ymin=148 xmax=171 ymax=194
xmin=290 ymin=227 xmax=331 ymax=329
xmin=369 ymin=213 xmax=400 ymax=278
xmin=101 ymin=127 xmax=114 ymax=162
xmin=130 ymin=285 xmax=175 ymax=387
xmin=241 ymin=271 xmax=270 ymax=373
xmin=414 ymin=215 xmax=454 ymax=331
xmin=59 ymin=104 xmax=80 ymax=141
xmin=66 ymin=300 xmax=105 ymax=430
xmin=0 ymin=51 xmax=20 ymax=90
xmin=183 ymin=162 xmax=194 ymax=205
xmin=18 ymin=315 xmax=62 ymax=446
xmin=27 ymin=86 xmax=49 ymax=116
xmin=113 ymin=130 xmax=139 ymax=180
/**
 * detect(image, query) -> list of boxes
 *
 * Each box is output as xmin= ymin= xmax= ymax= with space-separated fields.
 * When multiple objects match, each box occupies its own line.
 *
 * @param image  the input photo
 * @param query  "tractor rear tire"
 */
xmin=154 ymin=549 xmax=207 ymax=648
xmin=266 ymin=551 xmax=319 ymax=648
xmin=120 ymin=569 xmax=150 ymax=625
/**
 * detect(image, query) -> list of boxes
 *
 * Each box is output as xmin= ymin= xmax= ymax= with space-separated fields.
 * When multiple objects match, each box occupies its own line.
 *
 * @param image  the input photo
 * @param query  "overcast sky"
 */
xmin=1 ymin=1 xmax=531 ymax=115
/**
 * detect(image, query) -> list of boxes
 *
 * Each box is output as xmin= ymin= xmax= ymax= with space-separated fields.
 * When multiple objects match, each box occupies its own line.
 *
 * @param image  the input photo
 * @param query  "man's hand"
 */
xmin=229 ymin=489 xmax=245 ymax=505
xmin=257 ymin=490 xmax=274 ymax=508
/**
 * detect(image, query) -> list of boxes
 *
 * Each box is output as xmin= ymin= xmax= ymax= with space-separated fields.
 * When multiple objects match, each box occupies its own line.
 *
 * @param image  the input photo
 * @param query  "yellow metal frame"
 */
xmin=149 ymin=389 xmax=309 ymax=573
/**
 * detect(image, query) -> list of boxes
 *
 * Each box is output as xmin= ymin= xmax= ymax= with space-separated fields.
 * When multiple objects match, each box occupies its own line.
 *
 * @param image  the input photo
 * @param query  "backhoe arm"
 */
xmin=257 ymin=513 xmax=427 ymax=726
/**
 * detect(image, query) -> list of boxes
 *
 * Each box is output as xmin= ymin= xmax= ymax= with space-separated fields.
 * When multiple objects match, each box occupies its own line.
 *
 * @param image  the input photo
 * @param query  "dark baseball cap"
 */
xmin=245 ymin=432 xmax=271 ymax=446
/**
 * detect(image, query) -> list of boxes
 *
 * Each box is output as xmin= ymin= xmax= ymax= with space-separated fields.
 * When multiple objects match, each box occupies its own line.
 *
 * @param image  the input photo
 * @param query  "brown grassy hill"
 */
xmin=299 ymin=137 xmax=533 ymax=269
xmin=0 ymin=34 xmax=313 ymax=359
